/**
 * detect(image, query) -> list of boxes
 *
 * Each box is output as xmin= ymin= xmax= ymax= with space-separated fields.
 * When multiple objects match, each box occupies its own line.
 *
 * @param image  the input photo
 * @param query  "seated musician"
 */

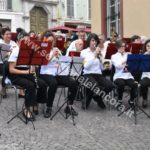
xmin=111 ymin=40 xmax=138 ymax=108
xmin=0 ymin=27 xmax=25 ymax=98
xmin=65 ymin=39 xmax=84 ymax=56
xmin=66 ymin=30 xmax=86 ymax=55
xmin=140 ymin=39 xmax=150 ymax=108
xmin=8 ymin=32 xmax=47 ymax=121
xmin=80 ymin=33 xmax=114 ymax=109
xmin=39 ymin=30 xmax=78 ymax=118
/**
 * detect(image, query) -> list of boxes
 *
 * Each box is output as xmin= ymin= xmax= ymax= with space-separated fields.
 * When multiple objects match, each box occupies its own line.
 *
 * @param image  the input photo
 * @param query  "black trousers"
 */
xmin=40 ymin=75 xmax=77 ymax=107
xmin=77 ymin=74 xmax=114 ymax=104
xmin=8 ymin=74 xmax=47 ymax=107
xmin=140 ymin=77 xmax=150 ymax=100
xmin=114 ymin=78 xmax=138 ymax=101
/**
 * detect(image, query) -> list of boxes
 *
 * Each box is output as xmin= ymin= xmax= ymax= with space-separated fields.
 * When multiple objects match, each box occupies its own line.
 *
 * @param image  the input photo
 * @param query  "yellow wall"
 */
xmin=91 ymin=0 xmax=101 ymax=34
xmin=123 ymin=0 xmax=150 ymax=38
xmin=91 ymin=0 xmax=150 ymax=38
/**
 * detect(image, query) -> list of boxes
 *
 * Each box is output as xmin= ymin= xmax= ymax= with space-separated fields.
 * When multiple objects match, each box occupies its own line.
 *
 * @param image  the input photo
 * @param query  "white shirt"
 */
xmin=141 ymin=72 xmax=150 ymax=79
xmin=0 ymin=39 xmax=18 ymax=63
xmin=80 ymin=48 xmax=103 ymax=75
xmin=66 ymin=40 xmax=77 ymax=56
xmin=111 ymin=52 xmax=134 ymax=81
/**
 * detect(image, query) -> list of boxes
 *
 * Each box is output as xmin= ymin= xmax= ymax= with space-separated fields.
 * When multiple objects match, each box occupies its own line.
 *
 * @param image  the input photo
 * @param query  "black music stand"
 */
xmin=50 ymin=55 xmax=83 ymax=125
xmin=7 ymin=40 xmax=52 ymax=128
xmin=118 ymin=54 xmax=150 ymax=124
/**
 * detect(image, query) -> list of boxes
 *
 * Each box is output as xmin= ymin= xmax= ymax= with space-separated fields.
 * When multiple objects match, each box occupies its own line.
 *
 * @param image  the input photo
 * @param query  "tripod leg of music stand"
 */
xmin=138 ymin=106 xmax=150 ymax=118
xmin=7 ymin=109 xmax=26 ymax=124
xmin=118 ymin=106 xmax=130 ymax=116
xmin=50 ymin=100 xmax=67 ymax=120
xmin=70 ymin=107 xmax=75 ymax=126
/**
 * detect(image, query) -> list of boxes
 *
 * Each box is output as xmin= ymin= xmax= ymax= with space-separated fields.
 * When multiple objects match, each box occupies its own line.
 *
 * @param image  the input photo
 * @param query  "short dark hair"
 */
xmin=1 ymin=27 xmax=11 ymax=36
xmin=131 ymin=35 xmax=141 ymax=42
xmin=86 ymin=33 xmax=99 ymax=47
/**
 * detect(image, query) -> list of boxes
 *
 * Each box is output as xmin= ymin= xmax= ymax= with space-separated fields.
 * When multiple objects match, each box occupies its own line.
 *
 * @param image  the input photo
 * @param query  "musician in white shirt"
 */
xmin=80 ymin=33 xmax=114 ymax=109
xmin=140 ymin=39 xmax=150 ymax=108
xmin=111 ymin=40 xmax=138 ymax=108
xmin=40 ymin=31 xmax=78 ymax=118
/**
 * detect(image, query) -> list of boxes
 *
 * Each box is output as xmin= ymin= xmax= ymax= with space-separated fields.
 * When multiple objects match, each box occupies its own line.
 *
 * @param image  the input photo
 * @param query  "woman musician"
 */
xmin=140 ymin=39 xmax=150 ymax=108
xmin=8 ymin=32 xmax=47 ymax=121
xmin=39 ymin=30 xmax=78 ymax=118
xmin=80 ymin=33 xmax=114 ymax=109
xmin=111 ymin=40 xmax=138 ymax=109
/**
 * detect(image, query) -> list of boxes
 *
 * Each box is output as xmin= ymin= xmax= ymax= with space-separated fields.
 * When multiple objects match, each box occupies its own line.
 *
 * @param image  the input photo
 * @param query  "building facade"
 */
xmin=56 ymin=0 xmax=91 ymax=28
xmin=0 ymin=0 xmax=58 ymax=32
xmin=91 ymin=0 xmax=150 ymax=38
xmin=0 ymin=0 xmax=91 ymax=33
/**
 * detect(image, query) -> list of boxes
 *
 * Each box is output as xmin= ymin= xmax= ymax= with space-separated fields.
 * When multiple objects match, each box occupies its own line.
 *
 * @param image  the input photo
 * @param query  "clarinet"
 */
xmin=31 ymin=66 xmax=39 ymax=89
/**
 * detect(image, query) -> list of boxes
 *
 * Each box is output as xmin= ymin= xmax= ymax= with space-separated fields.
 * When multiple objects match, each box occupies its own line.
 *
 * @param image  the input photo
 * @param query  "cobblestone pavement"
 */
xmin=0 ymin=88 xmax=150 ymax=150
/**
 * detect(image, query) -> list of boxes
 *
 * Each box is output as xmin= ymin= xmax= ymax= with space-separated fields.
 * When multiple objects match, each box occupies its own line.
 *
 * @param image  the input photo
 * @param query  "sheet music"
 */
xmin=71 ymin=57 xmax=84 ymax=76
xmin=0 ymin=43 xmax=12 ymax=63
xmin=57 ymin=56 xmax=83 ymax=76
xmin=57 ymin=56 xmax=71 ymax=76
xmin=0 ymin=43 xmax=11 ymax=51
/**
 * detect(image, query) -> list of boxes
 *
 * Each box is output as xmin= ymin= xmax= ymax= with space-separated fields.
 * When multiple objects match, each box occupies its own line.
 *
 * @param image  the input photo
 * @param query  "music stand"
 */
xmin=118 ymin=54 xmax=150 ymax=124
xmin=105 ymin=43 xmax=117 ymax=59
xmin=7 ymin=39 xmax=52 ymax=128
xmin=126 ymin=43 xmax=143 ymax=54
xmin=50 ymin=54 xmax=83 ymax=125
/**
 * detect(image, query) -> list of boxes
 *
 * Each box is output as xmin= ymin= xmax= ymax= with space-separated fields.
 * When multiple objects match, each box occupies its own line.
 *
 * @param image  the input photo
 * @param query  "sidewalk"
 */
xmin=0 ymin=89 xmax=150 ymax=150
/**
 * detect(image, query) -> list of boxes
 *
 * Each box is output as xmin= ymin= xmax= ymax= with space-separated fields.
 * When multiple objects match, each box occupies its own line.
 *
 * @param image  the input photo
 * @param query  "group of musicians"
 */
xmin=0 ymin=27 xmax=150 ymax=122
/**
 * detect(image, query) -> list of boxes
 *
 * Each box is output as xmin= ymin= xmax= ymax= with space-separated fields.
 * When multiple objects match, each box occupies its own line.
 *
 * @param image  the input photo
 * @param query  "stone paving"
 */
xmin=0 ymin=88 xmax=150 ymax=150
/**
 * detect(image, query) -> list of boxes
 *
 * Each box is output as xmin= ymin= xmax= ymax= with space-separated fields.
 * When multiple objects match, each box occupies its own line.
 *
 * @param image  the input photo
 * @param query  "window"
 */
xmin=7 ymin=0 xmax=12 ymax=10
xmin=67 ymin=0 xmax=74 ymax=18
xmin=88 ymin=0 xmax=91 ymax=19
xmin=0 ymin=0 xmax=12 ymax=10
xmin=106 ymin=0 xmax=120 ymax=37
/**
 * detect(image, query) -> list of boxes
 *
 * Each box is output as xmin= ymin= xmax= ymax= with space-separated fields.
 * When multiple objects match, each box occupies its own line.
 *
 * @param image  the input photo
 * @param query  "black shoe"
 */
xmin=64 ymin=106 xmax=78 ymax=116
xmin=128 ymin=100 xmax=135 ymax=108
xmin=23 ymin=110 xmax=35 ymax=121
xmin=97 ymin=100 xmax=106 ymax=109
xmin=44 ymin=107 xmax=52 ymax=118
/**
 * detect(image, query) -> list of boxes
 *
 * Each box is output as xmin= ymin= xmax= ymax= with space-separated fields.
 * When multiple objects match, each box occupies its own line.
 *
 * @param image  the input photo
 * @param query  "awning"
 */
xmin=49 ymin=26 xmax=77 ymax=32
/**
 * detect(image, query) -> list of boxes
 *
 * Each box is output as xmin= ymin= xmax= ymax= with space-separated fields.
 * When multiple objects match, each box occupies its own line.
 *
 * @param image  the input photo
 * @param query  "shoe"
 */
xmin=64 ymin=106 xmax=78 ymax=116
xmin=142 ymin=100 xmax=148 ymax=108
xmin=44 ymin=107 xmax=52 ymax=118
xmin=33 ymin=105 xmax=39 ymax=115
xmin=128 ymin=100 xmax=135 ymax=108
xmin=23 ymin=109 xmax=35 ymax=121
xmin=18 ymin=94 xmax=25 ymax=98
xmin=97 ymin=100 xmax=106 ymax=109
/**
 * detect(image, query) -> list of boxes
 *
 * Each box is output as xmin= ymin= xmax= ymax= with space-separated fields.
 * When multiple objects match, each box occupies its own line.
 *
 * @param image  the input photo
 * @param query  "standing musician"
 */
xmin=39 ymin=30 xmax=78 ymax=118
xmin=80 ymin=33 xmax=114 ymax=109
xmin=111 ymin=40 xmax=138 ymax=108
xmin=8 ymin=32 xmax=47 ymax=121
xmin=140 ymin=39 xmax=150 ymax=108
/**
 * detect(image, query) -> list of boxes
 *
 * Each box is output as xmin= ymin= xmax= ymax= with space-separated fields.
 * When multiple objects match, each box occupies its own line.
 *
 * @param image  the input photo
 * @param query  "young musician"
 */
xmin=39 ymin=30 xmax=78 ymax=118
xmin=140 ymin=39 xmax=150 ymax=108
xmin=8 ymin=32 xmax=47 ymax=121
xmin=0 ymin=27 xmax=20 ymax=98
xmin=111 ymin=40 xmax=138 ymax=108
xmin=80 ymin=33 xmax=114 ymax=109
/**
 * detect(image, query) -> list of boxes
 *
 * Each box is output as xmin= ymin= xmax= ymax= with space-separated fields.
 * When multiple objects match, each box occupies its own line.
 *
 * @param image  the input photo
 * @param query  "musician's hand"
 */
xmin=28 ymin=66 xmax=36 ymax=74
xmin=95 ymin=47 xmax=102 ymax=58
